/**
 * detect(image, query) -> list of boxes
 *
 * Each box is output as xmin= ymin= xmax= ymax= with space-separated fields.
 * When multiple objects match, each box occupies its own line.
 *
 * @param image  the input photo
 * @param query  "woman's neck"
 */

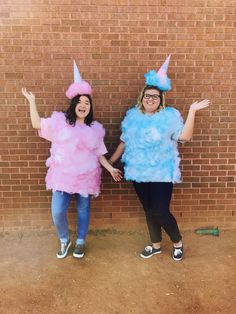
xmin=76 ymin=118 xmax=85 ymax=124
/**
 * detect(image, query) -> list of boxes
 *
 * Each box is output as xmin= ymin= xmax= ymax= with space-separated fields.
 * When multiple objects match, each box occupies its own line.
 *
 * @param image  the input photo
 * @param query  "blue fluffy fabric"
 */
xmin=144 ymin=70 xmax=171 ymax=91
xmin=121 ymin=106 xmax=184 ymax=183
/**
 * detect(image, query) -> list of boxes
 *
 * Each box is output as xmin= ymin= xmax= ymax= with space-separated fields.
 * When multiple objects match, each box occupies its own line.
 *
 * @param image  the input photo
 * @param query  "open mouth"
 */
xmin=78 ymin=109 xmax=86 ymax=113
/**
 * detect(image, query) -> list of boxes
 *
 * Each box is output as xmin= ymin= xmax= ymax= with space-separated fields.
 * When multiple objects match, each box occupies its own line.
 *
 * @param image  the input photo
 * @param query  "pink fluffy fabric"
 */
xmin=39 ymin=112 xmax=107 ymax=197
xmin=65 ymin=81 xmax=92 ymax=99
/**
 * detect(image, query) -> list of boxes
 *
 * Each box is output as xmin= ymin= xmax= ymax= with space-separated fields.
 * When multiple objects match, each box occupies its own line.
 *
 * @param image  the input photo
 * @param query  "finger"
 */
xmin=114 ymin=171 xmax=122 ymax=178
xmin=195 ymin=99 xmax=209 ymax=105
xmin=200 ymin=103 xmax=209 ymax=107
xmin=200 ymin=99 xmax=210 ymax=104
xmin=115 ymin=173 xmax=122 ymax=179
xmin=113 ymin=173 xmax=122 ymax=181
xmin=200 ymin=102 xmax=210 ymax=106
xmin=196 ymin=105 xmax=209 ymax=109
xmin=114 ymin=176 xmax=120 ymax=182
xmin=198 ymin=102 xmax=209 ymax=106
xmin=114 ymin=173 xmax=121 ymax=180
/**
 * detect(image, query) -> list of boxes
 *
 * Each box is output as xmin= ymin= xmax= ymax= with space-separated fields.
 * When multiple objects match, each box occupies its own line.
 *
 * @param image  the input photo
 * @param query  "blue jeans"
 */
xmin=51 ymin=190 xmax=91 ymax=245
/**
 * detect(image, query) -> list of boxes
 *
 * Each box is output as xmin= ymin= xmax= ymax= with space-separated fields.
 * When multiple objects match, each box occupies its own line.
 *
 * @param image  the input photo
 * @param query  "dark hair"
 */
xmin=137 ymin=85 xmax=165 ymax=113
xmin=65 ymin=94 xmax=94 ymax=126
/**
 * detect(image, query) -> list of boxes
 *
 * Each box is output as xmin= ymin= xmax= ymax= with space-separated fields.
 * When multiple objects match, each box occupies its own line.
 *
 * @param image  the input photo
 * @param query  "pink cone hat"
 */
xmin=65 ymin=60 xmax=92 ymax=99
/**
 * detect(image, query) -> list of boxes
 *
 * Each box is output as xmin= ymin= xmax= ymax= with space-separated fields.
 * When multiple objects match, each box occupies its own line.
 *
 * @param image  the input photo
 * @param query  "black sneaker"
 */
xmin=140 ymin=245 xmax=162 ymax=259
xmin=73 ymin=244 xmax=85 ymax=259
xmin=56 ymin=240 xmax=71 ymax=259
xmin=172 ymin=246 xmax=184 ymax=261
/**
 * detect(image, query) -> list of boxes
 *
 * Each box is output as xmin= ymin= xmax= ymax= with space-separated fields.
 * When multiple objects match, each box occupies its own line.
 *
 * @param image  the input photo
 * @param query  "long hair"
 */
xmin=137 ymin=85 xmax=165 ymax=113
xmin=65 ymin=94 xmax=94 ymax=126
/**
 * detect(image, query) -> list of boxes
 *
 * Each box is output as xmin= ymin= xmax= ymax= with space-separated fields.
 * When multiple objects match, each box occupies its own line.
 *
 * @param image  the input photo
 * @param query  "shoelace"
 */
xmin=174 ymin=248 xmax=182 ymax=256
xmin=145 ymin=246 xmax=153 ymax=252
xmin=60 ymin=242 xmax=68 ymax=251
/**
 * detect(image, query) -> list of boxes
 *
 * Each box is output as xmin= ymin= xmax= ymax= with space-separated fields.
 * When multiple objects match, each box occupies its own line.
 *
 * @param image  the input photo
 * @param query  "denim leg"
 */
xmin=51 ymin=191 xmax=72 ymax=243
xmin=75 ymin=194 xmax=91 ymax=245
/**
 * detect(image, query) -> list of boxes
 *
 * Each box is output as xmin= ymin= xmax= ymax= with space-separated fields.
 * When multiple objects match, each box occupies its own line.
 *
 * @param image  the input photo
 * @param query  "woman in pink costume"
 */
xmin=22 ymin=61 xmax=122 ymax=259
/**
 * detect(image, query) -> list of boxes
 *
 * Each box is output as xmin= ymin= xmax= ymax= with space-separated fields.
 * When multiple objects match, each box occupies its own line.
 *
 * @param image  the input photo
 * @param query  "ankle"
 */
xmin=173 ymin=241 xmax=182 ymax=248
xmin=152 ymin=243 xmax=161 ymax=249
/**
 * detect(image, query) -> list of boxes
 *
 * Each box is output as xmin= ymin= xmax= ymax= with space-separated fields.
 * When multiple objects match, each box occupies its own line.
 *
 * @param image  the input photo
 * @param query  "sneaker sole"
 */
xmin=140 ymin=250 xmax=162 ymax=259
xmin=56 ymin=241 xmax=71 ymax=259
xmin=73 ymin=252 xmax=85 ymax=259
xmin=172 ymin=255 xmax=183 ymax=261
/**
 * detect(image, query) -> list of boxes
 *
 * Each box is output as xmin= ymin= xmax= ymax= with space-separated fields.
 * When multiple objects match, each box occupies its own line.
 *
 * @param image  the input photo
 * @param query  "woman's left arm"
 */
xmin=99 ymin=155 xmax=122 ymax=182
xmin=178 ymin=99 xmax=210 ymax=142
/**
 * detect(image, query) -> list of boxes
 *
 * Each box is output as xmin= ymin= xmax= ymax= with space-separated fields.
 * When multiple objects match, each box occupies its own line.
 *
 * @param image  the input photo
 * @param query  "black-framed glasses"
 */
xmin=143 ymin=94 xmax=161 ymax=100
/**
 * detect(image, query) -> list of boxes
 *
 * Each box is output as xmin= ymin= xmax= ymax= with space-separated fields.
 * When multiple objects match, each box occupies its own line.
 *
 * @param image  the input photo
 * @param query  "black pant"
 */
xmin=133 ymin=182 xmax=182 ymax=243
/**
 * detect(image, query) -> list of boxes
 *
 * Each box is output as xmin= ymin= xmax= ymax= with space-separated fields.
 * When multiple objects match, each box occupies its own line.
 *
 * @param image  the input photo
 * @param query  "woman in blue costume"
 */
xmin=110 ymin=55 xmax=210 ymax=261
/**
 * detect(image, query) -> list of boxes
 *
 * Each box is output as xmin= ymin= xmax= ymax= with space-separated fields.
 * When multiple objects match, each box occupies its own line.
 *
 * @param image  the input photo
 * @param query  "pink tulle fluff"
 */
xmin=39 ymin=112 xmax=106 ymax=196
xmin=66 ymin=81 xmax=92 ymax=99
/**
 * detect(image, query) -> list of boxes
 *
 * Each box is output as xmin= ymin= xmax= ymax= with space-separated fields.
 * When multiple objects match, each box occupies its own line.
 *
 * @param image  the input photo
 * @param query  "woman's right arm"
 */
xmin=109 ymin=141 xmax=125 ymax=165
xmin=21 ymin=88 xmax=41 ymax=129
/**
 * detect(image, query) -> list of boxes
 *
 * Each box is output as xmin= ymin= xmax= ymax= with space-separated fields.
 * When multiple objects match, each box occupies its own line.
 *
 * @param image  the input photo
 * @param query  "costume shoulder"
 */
xmin=125 ymin=106 xmax=139 ymax=117
xmin=50 ymin=111 xmax=66 ymax=123
xmin=39 ymin=111 xmax=66 ymax=142
xmin=165 ymin=106 xmax=180 ymax=115
xmin=122 ymin=106 xmax=140 ymax=123
xmin=164 ymin=106 xmax=183 ymax=121
xmin=121 ymin=106 xmax=140 ymax=130
xmin=91 ymin=120 xmax=105 ymax=138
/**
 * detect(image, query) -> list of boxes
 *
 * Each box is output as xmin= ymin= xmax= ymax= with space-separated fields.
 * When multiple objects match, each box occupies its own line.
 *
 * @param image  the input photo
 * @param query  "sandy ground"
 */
xmin=0 ymin=226 xmax=235 ymax=314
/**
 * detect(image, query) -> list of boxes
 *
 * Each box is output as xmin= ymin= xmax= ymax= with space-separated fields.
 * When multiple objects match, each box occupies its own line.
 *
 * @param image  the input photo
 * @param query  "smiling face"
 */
xmin=75 ymin=95 xmax=91 ymax=123
xmin=142 ymin=89 xmax=161 ymax=114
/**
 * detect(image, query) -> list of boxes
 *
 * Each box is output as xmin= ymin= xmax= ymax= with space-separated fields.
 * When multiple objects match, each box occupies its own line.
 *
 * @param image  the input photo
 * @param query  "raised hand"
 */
xmin=190 ymin=99 xmax=210 ymax=113
xmin=179 ymin=99 xmax=210 ymax=141
xmin=21 ymin=88 xmax=35 ymax=103
xmin=21 ymin=88 xmax=41 ymax=129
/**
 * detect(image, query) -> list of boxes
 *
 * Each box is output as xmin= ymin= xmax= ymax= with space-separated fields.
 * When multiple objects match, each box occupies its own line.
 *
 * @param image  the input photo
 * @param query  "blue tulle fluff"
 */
xmin=144 ymin=70 xmax=171 ymax=91
xmin=121 ymin=106 xmax=183 ymax=183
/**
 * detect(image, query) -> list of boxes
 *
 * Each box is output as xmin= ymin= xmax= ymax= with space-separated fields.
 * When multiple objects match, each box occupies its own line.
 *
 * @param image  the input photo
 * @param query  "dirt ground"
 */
xmin=0 ymin=225 xmax=235 ymax=314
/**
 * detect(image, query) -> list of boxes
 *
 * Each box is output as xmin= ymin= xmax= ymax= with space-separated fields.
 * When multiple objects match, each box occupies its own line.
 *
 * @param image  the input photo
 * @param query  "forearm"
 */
xmin=29 ymin=101 xmax=41 ymax=129
xmin=99 ymin=155 xmax=115 ymax=173
xmin=179 ymin=109 xmax=196 ymax=141
xmin=110 ymin=141 xmax=125 ymax=164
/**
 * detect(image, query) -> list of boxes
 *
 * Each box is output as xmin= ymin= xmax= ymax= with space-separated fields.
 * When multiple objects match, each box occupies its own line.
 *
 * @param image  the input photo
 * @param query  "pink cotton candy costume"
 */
xmin=39 ymin=112 xmax=107 ymax=197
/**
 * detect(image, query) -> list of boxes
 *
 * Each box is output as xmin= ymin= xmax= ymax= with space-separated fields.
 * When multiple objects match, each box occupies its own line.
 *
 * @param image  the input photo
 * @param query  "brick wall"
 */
xmin=0 ymin=0 xmax=236 ymax=232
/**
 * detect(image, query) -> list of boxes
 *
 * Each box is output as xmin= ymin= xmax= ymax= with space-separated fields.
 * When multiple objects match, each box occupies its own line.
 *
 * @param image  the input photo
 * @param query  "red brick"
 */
xmin=0 ymin=1 xmax=235 ymax=231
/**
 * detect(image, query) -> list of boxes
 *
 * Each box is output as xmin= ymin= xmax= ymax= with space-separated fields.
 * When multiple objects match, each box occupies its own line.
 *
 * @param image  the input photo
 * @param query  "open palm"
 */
xmin=21 ymin=88 xmax=35 ymax=103
xmin=190 ymin=99 xmax=210 ymax=112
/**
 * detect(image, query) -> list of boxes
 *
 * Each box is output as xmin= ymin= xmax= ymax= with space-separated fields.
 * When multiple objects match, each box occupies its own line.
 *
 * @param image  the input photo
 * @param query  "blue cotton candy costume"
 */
xmin=121 ymin=106 xmax=184 ymax=183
